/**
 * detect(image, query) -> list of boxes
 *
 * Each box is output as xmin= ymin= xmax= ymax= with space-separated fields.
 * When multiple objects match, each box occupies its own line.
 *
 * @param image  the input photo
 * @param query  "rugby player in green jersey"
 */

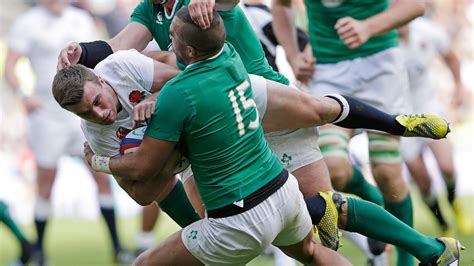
xmin=59 ymin=7 xmax=462 ymax=266
xmin=81 ymin=8 xmax=351 ymax=265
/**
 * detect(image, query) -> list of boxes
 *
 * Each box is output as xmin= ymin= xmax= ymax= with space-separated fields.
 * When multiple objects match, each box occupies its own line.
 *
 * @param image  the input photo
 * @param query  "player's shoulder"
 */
xmin=95 ymin=49 xmax=141 ymax=70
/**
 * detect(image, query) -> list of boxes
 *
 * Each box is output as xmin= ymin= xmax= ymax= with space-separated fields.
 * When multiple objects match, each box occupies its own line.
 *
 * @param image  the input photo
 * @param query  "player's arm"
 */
xmin=57 ymin=22 xmax=152 ymax=70
xmin=85 ymin=136 xmax=177 ymax=181
xmin=4 ymin=48 xmax=22 ymax=94
xmin=188 ymin=0 xmax=239 ymax=29
xmin=441 ymin=49 xmax=470 ymax=107
xmin=336 ymin=0 xmax=425 ymax=49
xmin=271 ymin=0 xmax=315 ymax=82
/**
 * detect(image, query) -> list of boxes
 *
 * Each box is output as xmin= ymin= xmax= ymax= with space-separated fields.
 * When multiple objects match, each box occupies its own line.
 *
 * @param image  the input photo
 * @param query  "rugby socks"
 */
xmin=345 ymin=197 xmax=445 ymax=264
xmin=422 ymin=193 xmax=449 ymax=229
xmin=325 ymin=94 xmax=405 ymax=135
xmin=384 ymin=194 xmax=415 ymax=266
xmin=444 ymin=176 xmax=456 ymax=204
xmin=342 ymin=166 xmax=384 ymax=206
xmin=99 ymin=194 xmax=121 ymax=252
xmin=304 ymin=194 xmax=326 ymax=224
xmin=34 ymin=196 xmax=51 ymax=251
xmin=158 ymin=180 xmax=200 ymax=228
xmin=0 ymin=201 xmax=28 ymax=242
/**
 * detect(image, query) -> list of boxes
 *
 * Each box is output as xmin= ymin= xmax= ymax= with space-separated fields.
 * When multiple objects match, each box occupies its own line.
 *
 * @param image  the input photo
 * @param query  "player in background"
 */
xmin=3 ymin=0 xmax=131 ymax=263
xmin=399 ymin=17 xmax=472 ymax=236
xmin=271 ymin=0 xmax=426 ymax=265
xmin=0 ymin=201 xmax=34 ymax=264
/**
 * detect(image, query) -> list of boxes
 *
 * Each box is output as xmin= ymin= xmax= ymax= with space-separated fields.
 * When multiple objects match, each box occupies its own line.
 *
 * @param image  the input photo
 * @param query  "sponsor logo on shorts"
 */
xmin=187 ymin=230 xmax=198 ymax=240
xmin=321 ymin=0 xmax=344 ymax=8
xmin=281 ymin=153 xmax=292 ymax=167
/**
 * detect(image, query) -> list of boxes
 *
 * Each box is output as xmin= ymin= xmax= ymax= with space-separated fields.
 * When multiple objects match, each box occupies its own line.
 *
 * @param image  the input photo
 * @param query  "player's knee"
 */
xmin=368 ymin=134 xmax=401 ymax=165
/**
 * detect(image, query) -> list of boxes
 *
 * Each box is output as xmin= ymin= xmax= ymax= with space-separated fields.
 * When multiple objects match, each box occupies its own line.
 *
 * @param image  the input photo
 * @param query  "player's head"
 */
xmin=40 ymin=0 xmax=69 ymax=15
xmin=52 ymin=64 xmax=120 ymax=125
xmin=170 ymin=6 xmax=226 ymax=65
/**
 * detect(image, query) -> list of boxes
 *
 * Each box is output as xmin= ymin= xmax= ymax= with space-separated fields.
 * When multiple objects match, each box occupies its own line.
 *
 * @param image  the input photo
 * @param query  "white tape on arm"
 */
xmin=91 ymin=155 xmax=112 ymax=174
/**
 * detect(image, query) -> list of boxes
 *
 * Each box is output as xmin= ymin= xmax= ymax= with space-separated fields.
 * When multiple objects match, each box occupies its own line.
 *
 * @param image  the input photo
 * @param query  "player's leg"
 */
xmin=133 ymin=229 xmax=202 ymax=266
xmin=337 ymin=193 xmax=463 ymax=264
xmin=0 ymin=201 xmax=35 ymax=264
xmin=135 ymin=204 xmax=160 ymax=255
xmin=429 ymin=139 xmax=472 ymax=234
xmin=402 ymin=139 xmax=450 ymax=233
xmin=34 ymin=166 xmax=55 ymax=261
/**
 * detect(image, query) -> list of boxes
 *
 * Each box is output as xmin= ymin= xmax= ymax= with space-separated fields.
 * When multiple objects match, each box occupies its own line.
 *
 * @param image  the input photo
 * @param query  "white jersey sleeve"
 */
xmin=82 ymin=50 xmax=155 ymax=157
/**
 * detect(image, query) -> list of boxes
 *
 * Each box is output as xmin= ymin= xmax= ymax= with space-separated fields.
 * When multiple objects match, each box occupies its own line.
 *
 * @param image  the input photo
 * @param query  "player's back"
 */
xmin=148 ymin=43 xmax=282 ymax=210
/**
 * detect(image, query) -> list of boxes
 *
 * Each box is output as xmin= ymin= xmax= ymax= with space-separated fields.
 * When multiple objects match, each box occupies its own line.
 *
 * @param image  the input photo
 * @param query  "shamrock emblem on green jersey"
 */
xmin=281 ymin=153 xmax=292 ymax=166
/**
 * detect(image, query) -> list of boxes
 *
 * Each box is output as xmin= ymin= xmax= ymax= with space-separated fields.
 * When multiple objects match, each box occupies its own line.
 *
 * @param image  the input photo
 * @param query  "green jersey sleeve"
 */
xmin=145 ymin=84 xmax=192 ymax=142
xmin=130 ymin=0 xmax=154 ymax=34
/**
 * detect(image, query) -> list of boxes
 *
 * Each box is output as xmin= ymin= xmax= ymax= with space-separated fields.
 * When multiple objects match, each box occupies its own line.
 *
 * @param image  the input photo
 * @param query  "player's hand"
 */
xmin=288 ymin=52 xmax=316 ymax=84
xmin=83 ymin=142 xmax=94 ymax=166
xmin=132 ymin=99 xmax=156 ymax=128
xmin=335 ymin=17 xmax=370 ymax=49
xmin=452 ymin=83 xmax=472 ymax=108
xmin=188 ymin=0 xmax=215 ymax=29
xmin=21 ymin=96 xmax=42 ymax=113
xmin=57 ymin=42 xmax=82 ymax=70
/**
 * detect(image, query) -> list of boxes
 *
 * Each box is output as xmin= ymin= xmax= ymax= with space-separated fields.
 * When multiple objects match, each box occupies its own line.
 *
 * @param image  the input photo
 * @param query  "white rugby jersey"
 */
xmin=7 ymin=5 xmax=97 ymax=105
xmin=81 ymin=50 xmax=154 ymax=157
xmin=81 ymin=50 xmax=268 ymax=157
xmin=401 ymin=17 xmax=450 ymax=90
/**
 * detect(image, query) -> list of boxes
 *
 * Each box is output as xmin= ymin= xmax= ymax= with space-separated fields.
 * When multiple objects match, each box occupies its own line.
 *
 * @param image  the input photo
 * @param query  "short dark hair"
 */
xmin=52 ymin=64 xmax=99 ymax=108
xmin=175 ymin=6 xmax=226 ymax=55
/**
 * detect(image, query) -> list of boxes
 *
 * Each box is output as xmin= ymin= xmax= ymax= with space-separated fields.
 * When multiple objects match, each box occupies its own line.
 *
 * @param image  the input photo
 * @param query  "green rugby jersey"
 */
xmin=145 ymin=43 xmax=283 ymax=210
xmin=305 ymin=0 xmax=398 ymax=63
xmin=131 ymin=0 xmax=289 ymax=84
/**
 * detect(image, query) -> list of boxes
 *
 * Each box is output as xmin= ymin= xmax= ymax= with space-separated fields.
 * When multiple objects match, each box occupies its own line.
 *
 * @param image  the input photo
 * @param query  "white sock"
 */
xmin=34 ymin=196 xmax=51 ymax=221
xmin=135 ymin=231 xmax=156 ymax=250
xmin=98 ymin=194 xmax=115 ymax=209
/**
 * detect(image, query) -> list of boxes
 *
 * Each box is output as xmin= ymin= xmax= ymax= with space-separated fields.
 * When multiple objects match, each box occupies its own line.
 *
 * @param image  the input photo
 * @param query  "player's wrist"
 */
xmin=91 ymin=155 xmax=112 ymax=174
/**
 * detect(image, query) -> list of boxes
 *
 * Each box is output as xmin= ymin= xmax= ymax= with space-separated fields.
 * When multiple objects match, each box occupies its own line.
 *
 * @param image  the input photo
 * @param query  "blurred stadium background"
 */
xmin=0 ymin=0 xmax=473 ymax=265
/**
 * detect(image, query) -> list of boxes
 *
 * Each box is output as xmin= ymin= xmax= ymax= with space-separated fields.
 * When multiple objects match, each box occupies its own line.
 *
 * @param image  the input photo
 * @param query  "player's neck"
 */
xmin=105 ymin=81 xmax=122 ymax=114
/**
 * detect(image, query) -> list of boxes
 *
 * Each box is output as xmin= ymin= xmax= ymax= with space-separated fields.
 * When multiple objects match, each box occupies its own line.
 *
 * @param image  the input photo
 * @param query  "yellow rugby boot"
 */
xmin=419 ymin=237 xmax=465 ymax=266
xmin=316 ymin=191 xmax=345 ymax=250
xmin=396 ymin=114 xmax=450 ymax=139
xmin=452 ymin=200 xmax=473 ymax=235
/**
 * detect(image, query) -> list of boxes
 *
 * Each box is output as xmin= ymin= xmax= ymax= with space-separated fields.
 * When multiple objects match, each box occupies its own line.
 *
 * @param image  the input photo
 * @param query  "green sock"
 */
xmin=346 ymin=197 xmax=444 ymax=264
xmin=342 ymin=166 xmax=384 ymax=206
xmin=158 ymin=180 xmax=200 ymax=228
xmin=0 ymin=201 xmax=27 ymax=242
xmin=384 ymin=194 xmax=415 ymax=266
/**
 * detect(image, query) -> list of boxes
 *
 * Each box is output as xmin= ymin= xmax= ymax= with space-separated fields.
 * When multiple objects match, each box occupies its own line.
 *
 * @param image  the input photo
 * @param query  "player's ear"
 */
xmin=187 ymin=45 xmax=196 ymax=58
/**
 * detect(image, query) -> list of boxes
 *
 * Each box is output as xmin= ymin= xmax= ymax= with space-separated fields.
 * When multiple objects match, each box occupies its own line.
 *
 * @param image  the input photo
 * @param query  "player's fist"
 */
xmin=188 ymin=0 xmax=215 ymax=29
xmin=335 ymin=17 xmax=370 ymax=49
xmin=132 ymin=98 xmax=156 ymax=128
xmin=57 ymin=42 xmax=82 ymax=70
xmin=288 ymin=52 xmax=316 ymax=84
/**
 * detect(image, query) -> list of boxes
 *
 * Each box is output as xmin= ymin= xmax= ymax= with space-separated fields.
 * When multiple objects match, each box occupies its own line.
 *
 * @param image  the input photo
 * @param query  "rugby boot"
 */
xmin=396 ymin=114 xmax=450 ymax=139
xmin=316 ymin=191 xmax=344 ymax=250
xmin=419 ymin=237 xmax=465 ymax=266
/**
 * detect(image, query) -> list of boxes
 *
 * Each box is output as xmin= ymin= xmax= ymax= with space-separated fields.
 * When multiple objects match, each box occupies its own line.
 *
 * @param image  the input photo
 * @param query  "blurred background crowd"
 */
xmin=0 ymin=0 xmax=473 ymax=265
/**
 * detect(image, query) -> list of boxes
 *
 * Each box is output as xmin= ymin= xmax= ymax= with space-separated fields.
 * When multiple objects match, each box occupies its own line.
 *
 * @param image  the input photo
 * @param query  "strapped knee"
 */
xmin=368 ymin=134 xmax=401 ymax=164
xmin=318 ymin=128 xmax=350 ymax=159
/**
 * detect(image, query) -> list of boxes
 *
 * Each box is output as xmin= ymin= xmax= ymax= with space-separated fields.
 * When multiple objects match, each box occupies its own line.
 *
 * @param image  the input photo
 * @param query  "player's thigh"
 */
xmin=263 ymin=81 xmax=340 ymax=132
xmin=134 ymin=229 xmax=202 ymax=266
xmin=266 ymin=128 xmax=333 ymax=194
xmin=27 ymin=111 xmax=69 ymax=169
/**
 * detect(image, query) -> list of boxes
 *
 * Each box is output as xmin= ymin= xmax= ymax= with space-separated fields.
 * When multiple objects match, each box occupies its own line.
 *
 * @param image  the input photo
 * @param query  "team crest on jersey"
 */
xmin=156 ymin=11 xmax=163 ymax=25
xmin=129 ymin=90 xmax=146 ymax=105
xmin=321 ymin=0 xmax=344 ymax=8
xmin=116 ymin=127 xmax=132 ymax=140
